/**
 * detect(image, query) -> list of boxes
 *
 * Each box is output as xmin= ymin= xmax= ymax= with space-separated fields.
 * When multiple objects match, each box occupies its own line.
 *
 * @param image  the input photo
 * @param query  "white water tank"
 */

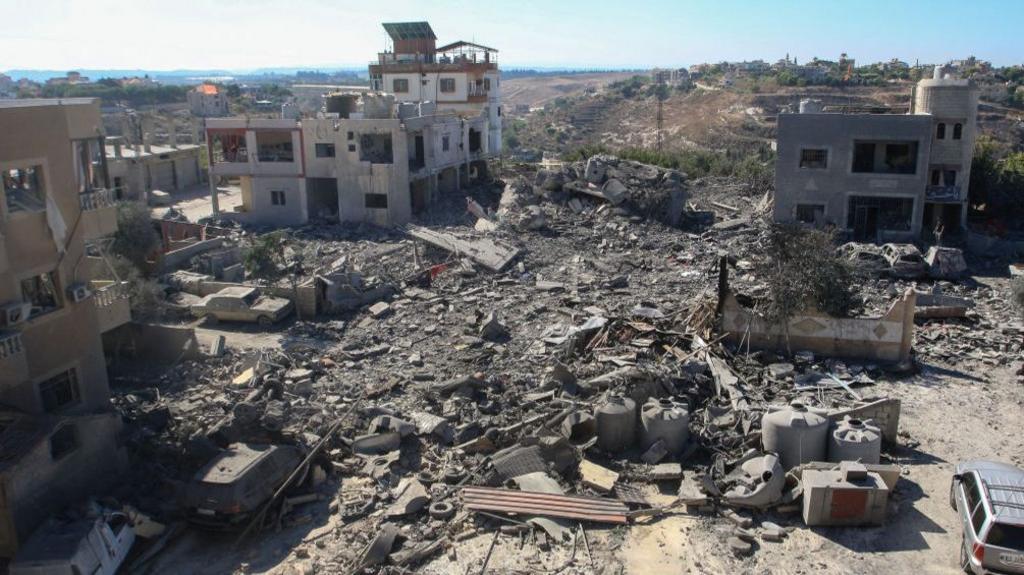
xmin=639 ymin=398 xmax=690 ymax=455
xmin=761 ymin=402 xmax=829 ymax=470
xmin=828 ymin=416 xmax=882 ymax=464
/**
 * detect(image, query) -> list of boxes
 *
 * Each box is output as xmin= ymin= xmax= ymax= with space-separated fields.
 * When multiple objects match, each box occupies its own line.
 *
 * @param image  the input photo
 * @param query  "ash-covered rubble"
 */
xmin=108 ymin=155 xmax=1024 ymax=572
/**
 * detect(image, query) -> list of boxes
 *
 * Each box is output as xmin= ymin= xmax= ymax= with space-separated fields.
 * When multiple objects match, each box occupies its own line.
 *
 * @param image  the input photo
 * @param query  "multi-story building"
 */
xmin=106 ymin=137 xmax=204 ymax=202
xmin=368 ymin=21 xmax=502 ymax=155
xmin=188 ymin=83 xmax=230 ymax=118
xmin=0 ymin=98 xmax=129 ymax=557
xmin=206 ymin=92 xmax=491 ymax=227
xmin=773 ymin=68 xmax=978 ymax=241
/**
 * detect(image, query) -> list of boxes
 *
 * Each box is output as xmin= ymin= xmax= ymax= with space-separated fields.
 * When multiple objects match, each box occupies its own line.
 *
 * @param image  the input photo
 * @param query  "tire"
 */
xmin=257 ymin=315 xmax=273 ymax=328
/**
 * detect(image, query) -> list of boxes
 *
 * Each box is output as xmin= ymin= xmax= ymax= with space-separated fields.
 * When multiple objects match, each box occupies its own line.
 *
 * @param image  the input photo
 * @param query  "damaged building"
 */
xmin=774 ymin=67 xmax=978 ymax=241
xmin=0 ymin=99 xmax=130 ymax=557
xmin=105 ymin=136 xmax=203 ymax=202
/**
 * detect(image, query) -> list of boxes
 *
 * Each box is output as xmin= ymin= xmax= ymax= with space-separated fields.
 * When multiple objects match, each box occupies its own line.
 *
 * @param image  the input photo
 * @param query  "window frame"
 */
xmin=49 ymin=423 xmax=79 ymax=461
xmin=439 ymin=78 xmax=456 ymax=93
xmin=2 ymin=163 xmax=47 ymax=214
xmin=39 ymin=368 xmax=81 ymax=413
xmin=953 ymin=123 xmax=963 ymax=140
xmin=21 ymin=270 xmax=63 ymax=319
xmin=936 ymin=123 xmax=946 ymax=140
xmin=795 ymin=203 xmax=825 ymax=224
xmin=364 ymin=193 xmax=389 ymax=210
xmin=799 ymin=148 xmax=829 ymax=170
xmin=392 ymin=78 xmax=409 ymax=93
xmin=314 ymin=143 xmax=335 ymax=158
xmin=270 ymin=190 xmax=286 ymax=206
xmin=442 ymin=135 xmax=450 ymax=152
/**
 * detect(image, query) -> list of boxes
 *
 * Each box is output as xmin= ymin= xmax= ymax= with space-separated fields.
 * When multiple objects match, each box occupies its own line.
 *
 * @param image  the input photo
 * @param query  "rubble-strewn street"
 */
xmin=100 ymin=155 xmax=1024 ymax=574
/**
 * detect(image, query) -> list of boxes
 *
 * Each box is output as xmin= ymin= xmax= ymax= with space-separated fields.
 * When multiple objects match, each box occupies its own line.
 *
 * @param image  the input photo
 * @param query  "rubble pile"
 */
xmin=109 ymin=155 xmax=1024 ymax=572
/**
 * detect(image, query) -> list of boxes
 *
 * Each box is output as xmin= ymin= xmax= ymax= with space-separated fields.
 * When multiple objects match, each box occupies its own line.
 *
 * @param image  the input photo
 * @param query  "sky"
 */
xmin=0 ymin=0 xmax=1021 ymax=72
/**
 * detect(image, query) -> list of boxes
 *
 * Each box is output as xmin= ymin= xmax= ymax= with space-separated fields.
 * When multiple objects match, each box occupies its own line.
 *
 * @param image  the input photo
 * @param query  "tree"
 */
xmin=111 ymin=202 xmax=160 ymax=269
xmin=244 ymin=232 xmax=286 ymax=281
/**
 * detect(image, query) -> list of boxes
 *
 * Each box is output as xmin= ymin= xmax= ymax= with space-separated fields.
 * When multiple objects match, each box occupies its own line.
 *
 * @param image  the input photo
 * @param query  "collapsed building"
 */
xmin=773 ymin=66 xmax=978 ymax=241
xmin=0 ymin=99 xmax=130 ymax=557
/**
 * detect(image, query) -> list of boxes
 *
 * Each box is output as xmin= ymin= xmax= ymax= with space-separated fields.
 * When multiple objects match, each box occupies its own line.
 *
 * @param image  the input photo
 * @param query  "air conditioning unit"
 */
xmin=67 ymin=283 xmax=92 ymax=303
xmin=0 ymin=301 xmax=31 ymax=327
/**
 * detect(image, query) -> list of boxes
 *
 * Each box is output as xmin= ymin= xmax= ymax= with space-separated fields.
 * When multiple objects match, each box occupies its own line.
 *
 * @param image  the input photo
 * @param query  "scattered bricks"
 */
xmin=728 ymin=536 xmax=754 ymax=557
xmin=580 ymin=459 xmax=619 ymax=494
xmin=650 ymin=463 xmax=683 ymax=480
xmin=721 ymin=509 xmax=753 ymax=528
xmin=369 ymin=301 xmax=392 ymax=319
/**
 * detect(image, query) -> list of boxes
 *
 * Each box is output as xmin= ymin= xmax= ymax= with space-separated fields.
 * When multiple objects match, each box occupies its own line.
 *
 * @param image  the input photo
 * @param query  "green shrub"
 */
xmin=112 ymin=202 xmax=160 ymax=268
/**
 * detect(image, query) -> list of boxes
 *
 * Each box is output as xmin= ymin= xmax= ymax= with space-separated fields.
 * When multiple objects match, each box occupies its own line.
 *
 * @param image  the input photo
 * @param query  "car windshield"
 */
xmin=987 ymin=523 xmax=1024 ymax=551
xmin=242 ymin=292 xmax=259 ymax=305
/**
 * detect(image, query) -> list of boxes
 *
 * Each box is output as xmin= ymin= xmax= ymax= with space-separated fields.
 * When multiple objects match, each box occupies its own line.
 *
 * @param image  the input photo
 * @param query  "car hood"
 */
xmin=252 ymin=297 xmax=292 ymax=312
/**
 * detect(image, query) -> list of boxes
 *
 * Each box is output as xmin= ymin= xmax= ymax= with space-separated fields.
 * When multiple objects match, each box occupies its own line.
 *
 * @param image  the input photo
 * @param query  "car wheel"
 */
xmin=960 ymin=537 xmax=972 ymax=573
xmin=257 ymin=315 xmax=273 ymax=327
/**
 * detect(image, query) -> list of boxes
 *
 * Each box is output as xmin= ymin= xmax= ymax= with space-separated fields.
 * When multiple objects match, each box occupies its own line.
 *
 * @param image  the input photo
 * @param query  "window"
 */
xmin=799 ymin=149 xmax=828 ymax=169
xmin=359 ymin=134 xmax=394 ymax=164
xmin=392 ymin=78 xmax=409 ymax=93
xmin=271 ymin=190 xmax=286 ymax=206
xmin=795 ymin=204 xmax=825 ymax=224
xmin=3 ymin=165 xmax=45 ymax=212
xmin=931 ymin=169 xmax=941 ymax=186
xmin=49 ymin=424 xmax=78 ymax=460
xmin=211 ymin=133 xmax=247 ymax=163
xmin=986 ymin=523 xmax=1024 ymax=551
xmin=21 ymin=272 xmax=61 ymax=317
xmin=72 ymin=138 xmax=107 ymax=193
xmin=365 ymin=193 xmax=388 ymax=209
xmin=953 ymin=123 xmax=963 ymax=140
xmin=347 ymin=131 xmax=354 ymax=141
xmin=847 ymin=196 xmax=914 ymax=232
xmin=936 ymin=123 xmax=946 ymax=140
xmin=943 ymin=170 xmax=957 ymax=186
xmin=440 ymin=78 xmax=456 ymax=93
xmin=484 ymin=78 xmax=491 ymax=91
xmin=971 ymin=502 xmax=988 ymax=534
xmin=315 ymin=143 xmax=335 ymax=158
xmin=348 ymin=144 xmax=356 ymax=152
xmin=852 ymin=141 xmax=918 ymax=174
xmin=963 ymin=473 xmax=982 ymax=511
xmin=442 ymin=135 xmax=450 ymax=152
xmin=39 ymin=368 xmax=80 ymax=412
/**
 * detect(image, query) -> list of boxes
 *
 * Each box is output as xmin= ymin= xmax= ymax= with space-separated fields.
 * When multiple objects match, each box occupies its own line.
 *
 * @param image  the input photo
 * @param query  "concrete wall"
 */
xmin=720 ymin=288 xmax=916 ymax=364
xmin=773 ymin=113 xmax=932 ymax=239
xmin=0 ymin=412 xmax=126 ymax=557
xmin=103 ymin=322 xmax=203 ymax=363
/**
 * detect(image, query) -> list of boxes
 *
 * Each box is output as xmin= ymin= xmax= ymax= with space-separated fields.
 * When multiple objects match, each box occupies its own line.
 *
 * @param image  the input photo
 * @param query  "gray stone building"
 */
xmin=773 ymin=68 xmax=977 ymax=241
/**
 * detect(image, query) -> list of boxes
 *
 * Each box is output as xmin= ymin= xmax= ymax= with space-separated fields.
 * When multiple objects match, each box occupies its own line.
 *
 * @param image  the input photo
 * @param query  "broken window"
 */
xmin=943 ymin=170 xmax=957 ymax=186
xmin=347 ymin=131 xmax=354 ymax=141
xmin=442 ymin=135 xmax=450 ymax=152
xmin=799 ymin=149 xmax=828 ymax=169
xmin=852 ymin=141 xmax=917 ymax=174
xmin=256 ymin=131 xmax=294 ymax=162
xmin=468 ymin=129 xmax=482 ymax=153
xmin=847 ymin=196 xmax=914 ymax=231
xmin=440 ymin=78 xmax=456 ymax=93
xmin=49 ymin=423 xmax=78 ymax=460
xmin=271 ymin=190 xmax=286 ymax=206
xmin=3 ymin=165 xmax=46 ymax=213
xmin=795 ymin=204 xmax=825 ymax=224
xmin=936 ymin=123 xmax=946 ymax=139
xmin=21 ymin=271 xmax=62 ymax=318
xmin=392 ymin=79 xmax=409 ymax=93
xmin=211 ymin=132 xmax=247 ymax=163
xmin=953 ymin=123 xmax=963 ymax=140
xmin=931 ymin=169 xmax=941 ymax=186
xmin=39 ymin=368 xmax=80 ymax=412
xmin=72 ymin=138 xmax=107 ymax=193
xmin=364 ymin=193 xmax=388 ymax=209
xmin=315 ymin=143 xmax=335 ymax=158
xmin=359 ymin=134 xmax=393 ymax=164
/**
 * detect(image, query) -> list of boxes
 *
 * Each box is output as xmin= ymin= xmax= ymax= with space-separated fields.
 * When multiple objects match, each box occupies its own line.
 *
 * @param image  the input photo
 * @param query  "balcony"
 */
xmin=92 ymin=282 xmax=131 ymax=333
xmin=925 ymin=184 xmax=963 ymax=203
xmin=79 ymin=188 xmax=119 ymax=239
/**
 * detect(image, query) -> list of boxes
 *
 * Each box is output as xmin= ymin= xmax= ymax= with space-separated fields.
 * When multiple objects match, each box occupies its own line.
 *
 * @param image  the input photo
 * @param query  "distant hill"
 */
xmin=3 ymin=67 xmax=367 ymax=84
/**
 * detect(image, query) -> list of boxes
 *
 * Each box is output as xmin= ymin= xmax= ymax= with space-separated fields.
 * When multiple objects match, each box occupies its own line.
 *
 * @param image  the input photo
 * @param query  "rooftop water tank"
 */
xmin=595 ymin=395 xmax=636 ymax=453
xmin=799 ymin=99 xmax=824 ymax=114
xmin=828 ymin=416 xmax=882 ymax=464
xmin=640 ymin=398 xmax=690 ymax=455
xmin=761 ymin=401 xmax=829 ymax=470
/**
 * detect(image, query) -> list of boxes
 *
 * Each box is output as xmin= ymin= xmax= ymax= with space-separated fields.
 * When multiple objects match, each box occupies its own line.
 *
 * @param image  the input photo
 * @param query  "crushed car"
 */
xmin=182 ymin=443 xmax=303 ymax=529
xmin=8 ymin=512 xmax=135 ymax=575
xmin=880 ymin=243 xmax=928 ymax=279
xmin=837 ymin=242 xmax=890 ymax=276
xmin=191 ymin=286 xmax=293 ymax=326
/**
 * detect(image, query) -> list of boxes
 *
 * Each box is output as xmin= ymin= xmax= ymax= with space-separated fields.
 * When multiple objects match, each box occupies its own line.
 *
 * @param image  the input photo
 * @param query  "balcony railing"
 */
xmin=468 ymin=85 xmax=490 ymax=98
xmin=79 ymin=188 xmax=117 ymax=211
xmin=0 ymin=330 xmax=23 ymax=360
xmin=925 ymin=184 xmax=962 ymax=202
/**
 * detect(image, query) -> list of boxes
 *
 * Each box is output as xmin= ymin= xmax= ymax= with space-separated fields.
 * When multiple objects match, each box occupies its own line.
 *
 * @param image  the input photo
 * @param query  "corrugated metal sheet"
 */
xmin=462 ymin=487 xmax=629 ymax=524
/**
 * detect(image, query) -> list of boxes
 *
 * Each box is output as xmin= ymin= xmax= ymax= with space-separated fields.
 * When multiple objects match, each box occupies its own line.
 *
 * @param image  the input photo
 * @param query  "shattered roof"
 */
xmin=436 ymin=40 xmax=498 ymax=53
xmin=382 ymin=22 xmax=436 ymax=41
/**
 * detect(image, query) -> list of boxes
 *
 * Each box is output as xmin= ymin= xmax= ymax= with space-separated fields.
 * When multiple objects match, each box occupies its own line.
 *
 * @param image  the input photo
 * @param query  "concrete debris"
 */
xmin=579 ymin=459 xmax=619 ymax=493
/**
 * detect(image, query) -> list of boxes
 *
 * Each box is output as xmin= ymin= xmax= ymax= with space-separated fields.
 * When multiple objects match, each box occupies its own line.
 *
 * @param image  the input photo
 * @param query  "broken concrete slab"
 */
xmin=579 ymin=459 xmax=619 ymax=493
xmin=386 ymin=477 xmax=429 ymax=517
xmin=405 ymin=225 xmax=521 ymax=272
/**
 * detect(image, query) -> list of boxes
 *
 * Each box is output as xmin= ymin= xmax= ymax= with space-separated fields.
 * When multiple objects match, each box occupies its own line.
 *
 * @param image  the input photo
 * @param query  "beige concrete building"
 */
xmin=0 ymin=98 xmax=129 ymax=557
xmin=106 ymin=138 xmax=203 ymax=202
xmin=206 ymin=93 xmax=491 ymax=227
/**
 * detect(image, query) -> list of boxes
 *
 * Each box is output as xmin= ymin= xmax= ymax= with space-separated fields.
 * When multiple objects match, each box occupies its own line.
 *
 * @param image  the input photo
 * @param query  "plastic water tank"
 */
xmin=828 ymin=416 xmax=882 ymax=464
xmin=594 ymin=395 xmax=636 ymax=453
xmin=761 ymin=402 xmax=829 ymax=470
xmin=640 ymin=398 xmax=690 ymax=455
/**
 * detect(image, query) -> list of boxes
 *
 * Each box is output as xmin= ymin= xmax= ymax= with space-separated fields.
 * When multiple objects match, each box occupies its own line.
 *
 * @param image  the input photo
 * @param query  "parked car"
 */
xmin=837 ymin=242 xmax=890 ymax=276
xmin=191 ymin=286 xmax=292 ymax=326
xmin=182 ymin=443 xmax=303 ymax=529
xmin=880 ymin=243 xmax=928 ymax=279
xmin=950 ymin=460 xmax=1024 ymax=574
xmin=9 ymin=512 xmax=135 ymax=575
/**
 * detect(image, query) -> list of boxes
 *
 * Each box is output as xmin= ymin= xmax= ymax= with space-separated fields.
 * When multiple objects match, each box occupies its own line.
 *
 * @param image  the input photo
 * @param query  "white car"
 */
xmin=191 ymin=286 xmax=292 ymax=327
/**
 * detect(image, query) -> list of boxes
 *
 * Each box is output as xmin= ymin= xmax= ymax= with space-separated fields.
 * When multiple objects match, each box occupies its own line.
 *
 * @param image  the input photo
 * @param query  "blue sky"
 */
xmin=0 ymin=0 xmax=1020 ymax=71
